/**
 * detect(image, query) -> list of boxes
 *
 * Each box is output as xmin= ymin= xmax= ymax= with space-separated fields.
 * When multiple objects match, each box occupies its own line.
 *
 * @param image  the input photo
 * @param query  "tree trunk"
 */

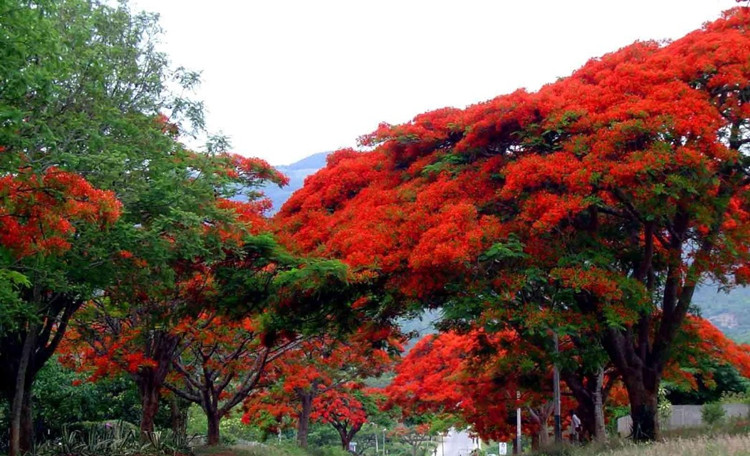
xmin=536 ymin=423 xmax=550 ymax=448
xmin=296 ymin=393 xmax=313 ymax=448
xmin=527 ymin=403 xmax=553 ymax=450
xmin=337 ymin=425 xmax=360 ymax=451
xmin=569 ymin=369 xmax=607 ymax=443
xmin=592 ymin=369 xmax=607 ymax=443
xmin=8 ymin=386 xmax=34 ymax=456
xmin=1 ymin=295 xmax=80 ymax=456
xmin=206 ymin=409 xmax=221 ymax=446
xmin=20 ymin=390 xmax=33 ymax=452
xmin=341 ymin=433 xmax=352 ymax=451
xmin=135 ymin=331 xmax=180 ymax=442
xmin=600 ymin=323 xmax=664 ymax=443
xmin=170 ymin=395 xmax=188 ymax=441
xmin=138 ymin=377 xmax=161 ymax=441
xmin=9 ymin=329 xmax=36 ymax=456
xmin=564 ymin=371 xmax=601 ymax=441
xmin=625 ymin=381 xmax=659 ymax=442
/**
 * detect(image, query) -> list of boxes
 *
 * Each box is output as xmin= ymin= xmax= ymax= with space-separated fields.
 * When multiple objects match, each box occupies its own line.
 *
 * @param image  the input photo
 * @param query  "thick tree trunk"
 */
xmin=564 ymin=373 xmax=596 ymax=441
xmin=536 ymin=423 xmax=550 ymax=448
xmin=135 ymin=330 xmax=180 ymax=442
xmin=296 ymin=393 xmax=313 ymax=448
xmin=600 ymin=324 xmax=663 ymax=442
xmin=169 ymin=395 xmax=188 ymax=441
xmin=336 ymin=425 xmax=360 ymax=451
xmin=20 ymin=390 xmax=33 ymax=452
xmin=206 ymin=409 xmax=221 ymax=446
xmin=341 ymin=434 xmax=352 ymax=451
xmin=138 ymin=377 xmax=161 ymax=441
xmin=527 ymin=402 xmax=553 ymax=450
xmin=9 ymin=329 xmax=36 ymax=456
xmin=1 ymin=295 xmax=79 ymax=455
xmin=568 ymin=369 xmax=607 ymax=443
xmin=592 ymin=369 xmax=607 ymax=443
xmin=625 ymin=381 xmax=659 ymax=442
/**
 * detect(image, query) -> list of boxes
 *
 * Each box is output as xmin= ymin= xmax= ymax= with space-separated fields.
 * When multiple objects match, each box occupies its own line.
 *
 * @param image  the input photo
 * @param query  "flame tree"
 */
xmin=276 ymin=8 xmax=750 ymax=441
xmin=1 ymin=0 xmax=290 ymax=450
xmin=242 ymin=328 xmax=401 ymax=448
xmin=0 ymin=162 xmax=120 ymax=456
xmin=386 ymin=329 xmax=571 ymax=447
xmin=60 ymin=147 xmax=382 ymax=442
xmin=164 ymin=312 xmax=299 ymax=445
xmin=60 ymin=154 xmax=289 ymax=440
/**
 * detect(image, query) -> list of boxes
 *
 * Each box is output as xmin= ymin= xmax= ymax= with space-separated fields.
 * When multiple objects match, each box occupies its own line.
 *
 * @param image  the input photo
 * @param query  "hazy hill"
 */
xmin=262 ymin=152 xmax=330 ymax=214
xmin=693 ymin=285 xmax=750 ymax=343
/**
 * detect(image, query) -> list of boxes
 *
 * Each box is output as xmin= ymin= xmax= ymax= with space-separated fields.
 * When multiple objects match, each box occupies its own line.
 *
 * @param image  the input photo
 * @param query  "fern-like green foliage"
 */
xmin=32 ymin=421 xmax=191 ymax=456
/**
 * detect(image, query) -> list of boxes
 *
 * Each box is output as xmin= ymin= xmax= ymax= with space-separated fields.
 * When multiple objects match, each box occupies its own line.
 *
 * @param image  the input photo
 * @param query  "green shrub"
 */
xmin=306 ymin=446 xmax=351 ymax=456
xmin=187 ymin=405 xmax=263 ymax=445
xmin=701 ymin=402 xmax=726 ymax=425
xmin=31 ymin=421 xmax=191 ymax=456
xmin=719 ymin=386 xmax=750 ymax=405
xmin=194 ymin=443 xmax=310 ymax=456
xmin=657 ymin=385 xmax=672 ymax=422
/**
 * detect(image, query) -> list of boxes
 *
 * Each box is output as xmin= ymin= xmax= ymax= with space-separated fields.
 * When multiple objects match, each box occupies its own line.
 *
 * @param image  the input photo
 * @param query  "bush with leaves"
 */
xmin=701 ymin=402 xmax=726 ymax=426
xmin=31 ymin=421 xmax=191 ymax=456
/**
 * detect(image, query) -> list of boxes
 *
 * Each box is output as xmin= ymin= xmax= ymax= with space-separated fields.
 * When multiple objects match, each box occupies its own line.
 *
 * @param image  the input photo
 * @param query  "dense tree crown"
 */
xmin=387 ymin=317 xmax=750 ymax=443
xmin=242 ymin=329 xmax=401 ymax=448
xmin=279 ymin=8 xmax=750 ymax=296
xmin=386 ymin=330 xmax=534 ymax=441
xmin=0 ymin=0 xmax=307 ymax=452
xmin=6 ymin=0 xmax=750 ymax=452
xmin=277 ymin=7 xmax=750 ymax=440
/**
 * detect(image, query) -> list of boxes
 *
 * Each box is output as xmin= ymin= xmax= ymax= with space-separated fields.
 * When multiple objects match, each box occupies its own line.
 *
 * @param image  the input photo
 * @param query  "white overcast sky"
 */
xmin=131 ymin=0 xmax=736 ymax=166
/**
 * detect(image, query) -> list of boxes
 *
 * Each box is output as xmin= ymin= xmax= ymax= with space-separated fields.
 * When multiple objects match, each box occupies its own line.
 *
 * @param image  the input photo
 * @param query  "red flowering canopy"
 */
xmin=277 ymin=8 xmax=750 ymax=441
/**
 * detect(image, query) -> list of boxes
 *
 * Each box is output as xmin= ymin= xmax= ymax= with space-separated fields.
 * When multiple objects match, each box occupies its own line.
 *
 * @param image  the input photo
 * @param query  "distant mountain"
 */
xmin=263 ymin=152 xmax=330 ymax=214
xmin=694 ymin=285 xmax=750 ymax=343
xmin=399 ymin=309 xmax=441 ymax=352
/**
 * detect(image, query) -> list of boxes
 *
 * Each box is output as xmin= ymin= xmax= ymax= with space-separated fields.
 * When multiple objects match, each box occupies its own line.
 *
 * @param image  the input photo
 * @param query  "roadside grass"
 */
xmin=193 ymin=443 xmax=348 ymax=456
xmin=193 ymin=444 xmax=302 ymax=456
xmin=587 ymin=434 xmax=750 ymax=456
xmin=533 ymin=419 xmax=750 ymax=456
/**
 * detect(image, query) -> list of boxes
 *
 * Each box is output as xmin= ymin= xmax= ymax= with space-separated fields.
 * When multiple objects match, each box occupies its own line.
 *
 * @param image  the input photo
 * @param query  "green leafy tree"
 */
xmin=0 ymin=0 xmax=218 ymax=452
xmin=1 ymin=1 xmax=383 ymax=453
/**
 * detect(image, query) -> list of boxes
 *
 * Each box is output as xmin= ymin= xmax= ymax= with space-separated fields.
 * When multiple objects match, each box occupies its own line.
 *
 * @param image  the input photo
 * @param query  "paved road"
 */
xmin=436 ymin=428 xmax=477 ymax=456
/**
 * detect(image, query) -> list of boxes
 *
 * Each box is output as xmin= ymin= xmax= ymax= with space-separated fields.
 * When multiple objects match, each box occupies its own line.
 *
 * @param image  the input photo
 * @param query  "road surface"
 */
xmin=436 ymin=428 xmax=478 ymax=456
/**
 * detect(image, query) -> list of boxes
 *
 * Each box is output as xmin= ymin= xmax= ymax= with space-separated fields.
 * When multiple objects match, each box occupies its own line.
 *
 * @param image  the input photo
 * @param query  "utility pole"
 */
xmin=516 ymin=390 xmax=522 ymax=454
xmin=553 ymin=331 xmax=562 ymax=444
